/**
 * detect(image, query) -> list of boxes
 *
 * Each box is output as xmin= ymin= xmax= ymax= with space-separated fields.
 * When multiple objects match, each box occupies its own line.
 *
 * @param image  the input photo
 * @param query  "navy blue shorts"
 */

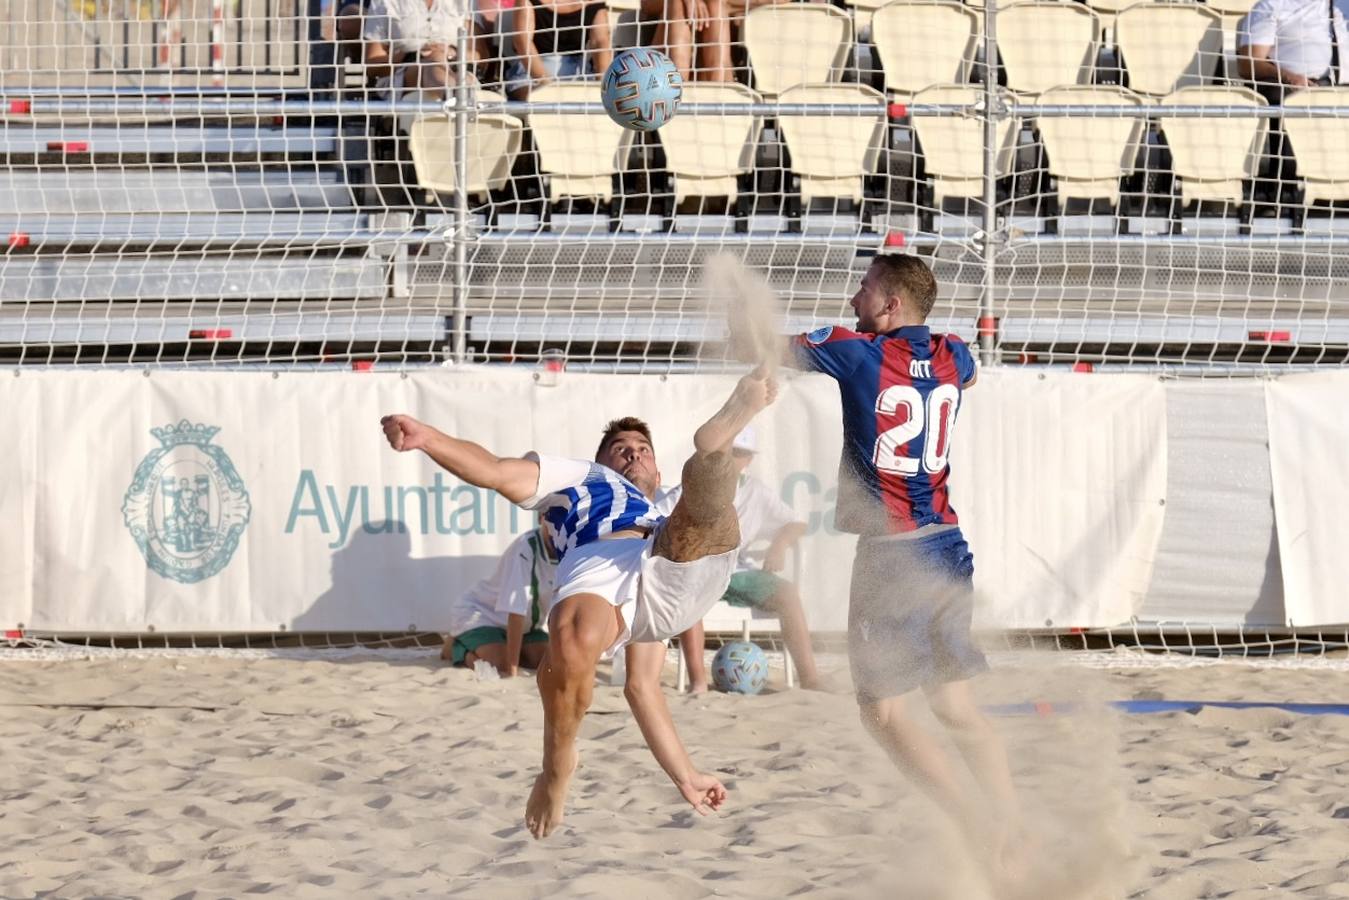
xmin=848 ymin=527 xmax=988 ymax=703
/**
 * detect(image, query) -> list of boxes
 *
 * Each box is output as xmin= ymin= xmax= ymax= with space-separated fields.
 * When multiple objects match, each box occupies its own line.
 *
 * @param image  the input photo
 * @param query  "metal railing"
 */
xmin=0 ymin=0 xmax=305 ymax=88
xmin=6 ymin=0 xmax=1349 ymax=370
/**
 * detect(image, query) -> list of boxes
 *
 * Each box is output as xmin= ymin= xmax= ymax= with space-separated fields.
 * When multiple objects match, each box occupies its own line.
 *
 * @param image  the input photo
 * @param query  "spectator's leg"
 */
xmin=1253 ymin=82 xmax=1296 ymax=212
xmin=500 ymin=6 xmax=529 ymax=99
xmin=336 ymin=2 xmax=366 ymax=63
xmin=589 ymin=7 xmax=614 ymax=76
xmin=695 ymin=0 xmax=732 ymax=82
xmin=645 ymin=0 xmax=694 ymax=79
xmin=521 ymin=639 xmax=549 ymax=670
xmin=762 ymin=580 xmax=822 ymax=690
xmin=678 ymin=621 xmax=711 ymax=693
xmin=505 ymin=3 xmax=550 ymax=99
xmin=310 ymin=0 xmax=339 ymax=91
xmin=474 ymin=10 xmax=502 ymax=86
xmin=465 ymin=642 xmax=510 ymax=672
xmin=404 ymin=43 xmax=454 ymax=98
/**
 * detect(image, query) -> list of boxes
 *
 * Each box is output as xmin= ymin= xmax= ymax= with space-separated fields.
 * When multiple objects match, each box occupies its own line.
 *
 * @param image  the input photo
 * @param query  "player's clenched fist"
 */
xmin=733 ymin=366 xmax=778 ymax=414
xmin=381 ymin=414 xmax=430 ymax=453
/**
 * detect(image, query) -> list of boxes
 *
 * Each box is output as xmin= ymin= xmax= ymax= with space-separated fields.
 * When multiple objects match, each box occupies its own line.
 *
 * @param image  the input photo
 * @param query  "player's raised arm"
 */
xmin=380 ymin=414 xmax=540 ymax=504
xmin=693 ymin=367 xmax=778 ymax=455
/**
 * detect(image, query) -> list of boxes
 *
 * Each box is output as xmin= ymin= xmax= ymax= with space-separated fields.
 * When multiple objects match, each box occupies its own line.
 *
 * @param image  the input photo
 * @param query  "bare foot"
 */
xmin=798 ymin=675 xmax=844 ymax=693
xmin=979 ymin=820 xmax=1040 ymax=898
xmin=688 ymin=681 xmax=710 ymax=695
xmin=524 ymin=749 xmax=577 ymax=839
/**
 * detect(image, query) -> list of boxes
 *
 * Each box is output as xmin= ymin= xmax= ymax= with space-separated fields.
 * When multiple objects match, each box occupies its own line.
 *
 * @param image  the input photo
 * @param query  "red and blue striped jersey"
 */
xmin=791 ymin=324 xmax=976 ymax=536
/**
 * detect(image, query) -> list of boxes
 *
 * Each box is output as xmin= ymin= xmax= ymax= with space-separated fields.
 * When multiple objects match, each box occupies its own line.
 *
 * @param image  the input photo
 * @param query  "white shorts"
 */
xmin=549 ymin=537 xmax=738 ymax=659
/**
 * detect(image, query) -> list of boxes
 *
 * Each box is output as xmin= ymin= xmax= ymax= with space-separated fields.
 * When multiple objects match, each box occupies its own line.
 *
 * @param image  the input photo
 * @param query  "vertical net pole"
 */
xmin=451 ymin=25 xmax=471 ymax=364
xmin=211 ymin=0 xmax=225 ymax=87
xmin=979 ymin=0 xmax=1000 ymax=367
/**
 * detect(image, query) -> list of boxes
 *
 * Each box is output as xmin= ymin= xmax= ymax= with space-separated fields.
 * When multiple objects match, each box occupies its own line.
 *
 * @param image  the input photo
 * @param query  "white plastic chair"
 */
xmin=1036 ymin=84 xmax=1148 ymax=209
xmin=869 ymin=0 xmax=979 ymax=105
xmin=528 ymin=81 xmax=632 ymax=202
xmin=407 ymin=90 xmax=524 ymax=200
xmin=777 ymin=82 xmax=887 ymax=204
xmin=998 ymin=1 xmax=1100 ymax=98
xmin=1115 ymin=1 xmax=1224 ymax=97
xmin=659 ymin=82 xmax=763 ymax=204
xmin=1282 ymin=88 xmax=1349 ymax=207
xmin=909 ymin=83 xmax=1022 ymax=205
xmin=1157 ymin=85 xmax=1267 ymax=210
xmin=743 ymin=3 xmax=853 ymax=97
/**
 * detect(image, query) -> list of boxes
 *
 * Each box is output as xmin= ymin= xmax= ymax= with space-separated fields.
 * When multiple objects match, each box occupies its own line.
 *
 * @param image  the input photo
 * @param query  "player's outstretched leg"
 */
xmin=526 ymin=593 xmax=622 ymax=839
xmin=653 ymin=450 xmax=740 ymax=562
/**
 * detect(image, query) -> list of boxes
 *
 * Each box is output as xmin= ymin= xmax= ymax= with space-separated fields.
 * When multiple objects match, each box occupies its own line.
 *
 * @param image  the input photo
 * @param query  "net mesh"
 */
xmin=3 ymin=0 xmax=1347 ymax=371
xmin=7 ymin=627 xmax=1349 ymax=668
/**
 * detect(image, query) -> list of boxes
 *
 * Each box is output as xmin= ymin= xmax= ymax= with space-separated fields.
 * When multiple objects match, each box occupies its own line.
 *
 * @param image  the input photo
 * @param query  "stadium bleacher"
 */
xmin=3 ymin=0 xmax=1349 ymax=368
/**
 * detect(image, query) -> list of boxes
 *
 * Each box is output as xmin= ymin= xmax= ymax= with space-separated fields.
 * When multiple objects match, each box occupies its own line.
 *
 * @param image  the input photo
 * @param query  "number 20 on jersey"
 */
xmin=872 ymin=383 xmax=960 ymax=476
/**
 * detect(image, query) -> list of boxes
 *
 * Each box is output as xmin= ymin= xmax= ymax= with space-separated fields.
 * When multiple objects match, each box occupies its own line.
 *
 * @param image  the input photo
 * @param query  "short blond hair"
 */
xmin=871 ymin=255 xmax=938 ymax=320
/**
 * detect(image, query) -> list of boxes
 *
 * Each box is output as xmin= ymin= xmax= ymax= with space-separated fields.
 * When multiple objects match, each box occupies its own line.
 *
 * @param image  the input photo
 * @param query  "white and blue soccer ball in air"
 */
xmin=601 ymin=47 xmax=683 ymax=132
xmin=712 ymin=641 xmax=770 ymax=694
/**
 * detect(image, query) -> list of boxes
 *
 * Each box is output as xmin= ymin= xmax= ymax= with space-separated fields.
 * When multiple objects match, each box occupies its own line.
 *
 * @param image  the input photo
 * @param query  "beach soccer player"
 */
xmin=672 ymin=425 xmax=825 ymax=693
xmin=381 ymin=367 xmax=776 ymax=838
xmin=781 ymin=254 xmax=1022 ymax=870
xmin=441 ymin=524 xmax=557 ymax=677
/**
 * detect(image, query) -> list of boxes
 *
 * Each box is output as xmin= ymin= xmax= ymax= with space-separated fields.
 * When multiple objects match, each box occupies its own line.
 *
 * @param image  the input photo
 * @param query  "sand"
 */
xmin=2 ymin=649 xmax=1349 ymax=899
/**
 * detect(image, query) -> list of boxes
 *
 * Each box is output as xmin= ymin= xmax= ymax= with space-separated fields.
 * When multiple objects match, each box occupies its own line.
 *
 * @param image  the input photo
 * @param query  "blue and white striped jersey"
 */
xmin=520 ymin=453 xmax=666 ymax=560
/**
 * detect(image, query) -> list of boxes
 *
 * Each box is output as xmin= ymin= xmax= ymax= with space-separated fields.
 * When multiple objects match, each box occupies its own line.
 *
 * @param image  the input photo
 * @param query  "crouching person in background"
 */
xmin=443 ymin=525 xmax=557 ymax=676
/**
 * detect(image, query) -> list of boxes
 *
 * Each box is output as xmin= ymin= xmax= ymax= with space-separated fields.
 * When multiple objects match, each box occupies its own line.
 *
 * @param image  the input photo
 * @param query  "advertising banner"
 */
xmin=2 ymin=366 xmax=1169 ymax=633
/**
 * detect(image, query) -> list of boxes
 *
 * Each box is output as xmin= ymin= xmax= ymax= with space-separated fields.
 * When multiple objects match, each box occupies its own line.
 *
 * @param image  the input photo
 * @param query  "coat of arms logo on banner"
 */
xmin=122 ymin=420 xmax=252 ymax=584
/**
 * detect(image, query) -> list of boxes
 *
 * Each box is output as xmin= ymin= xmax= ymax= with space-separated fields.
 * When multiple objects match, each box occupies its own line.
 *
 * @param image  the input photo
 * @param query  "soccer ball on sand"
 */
xmin=712 ymin=641 xmax=770 ymax=694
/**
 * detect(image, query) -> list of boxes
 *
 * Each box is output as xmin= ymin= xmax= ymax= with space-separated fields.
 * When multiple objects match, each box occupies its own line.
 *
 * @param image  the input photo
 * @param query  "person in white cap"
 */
xmin=675 ymin=424 xmax=826 ymax=692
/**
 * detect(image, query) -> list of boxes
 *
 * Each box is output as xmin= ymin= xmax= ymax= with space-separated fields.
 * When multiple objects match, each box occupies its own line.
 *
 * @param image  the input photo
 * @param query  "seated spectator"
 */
xmin=338 ymin=0 xmax=480 ymax=98
xmin=500 ymin=0 xmax=613 ymax=99
xmin=1237 ymin=0 xmax=1349 ymax=102
xmin=1237 ymin=0 xmax=1349 ymax=201
xmin=673 ymin=426 xmax=826 ymax=692
xmin=640 ymin=0 xmax=779 ymax=82
xmin=442 ymin=524 xmax=557 ymax=676
xmin=472 ymin=0 xmax=512 ymax=88
xmin=642 ymin=0 xmax=731 ymax=82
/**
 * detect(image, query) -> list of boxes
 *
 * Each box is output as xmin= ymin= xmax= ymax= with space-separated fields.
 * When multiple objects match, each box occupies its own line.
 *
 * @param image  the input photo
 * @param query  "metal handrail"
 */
xmin=9 ymin=93 xmax=1349 ymax=119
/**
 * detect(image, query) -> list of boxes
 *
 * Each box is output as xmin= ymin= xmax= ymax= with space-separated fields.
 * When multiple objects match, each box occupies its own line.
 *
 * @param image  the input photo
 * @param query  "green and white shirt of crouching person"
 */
xmin=443 ymin=526 xmax=558 ymax=676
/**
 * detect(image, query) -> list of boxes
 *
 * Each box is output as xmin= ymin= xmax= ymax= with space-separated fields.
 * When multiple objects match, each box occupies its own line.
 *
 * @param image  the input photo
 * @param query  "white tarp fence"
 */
xmin=1 ymin=366 xmax=1180 ymax=632
xmin=1265 ymin=370 xmax=1349 ymax=627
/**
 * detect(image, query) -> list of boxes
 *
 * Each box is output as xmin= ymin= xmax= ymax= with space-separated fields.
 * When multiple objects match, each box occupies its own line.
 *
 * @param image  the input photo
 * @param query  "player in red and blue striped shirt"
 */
xmin=787 ymin=254 xmax=1022 ymax=877
xmin=791 ymin=309 xmax=975 ymax=537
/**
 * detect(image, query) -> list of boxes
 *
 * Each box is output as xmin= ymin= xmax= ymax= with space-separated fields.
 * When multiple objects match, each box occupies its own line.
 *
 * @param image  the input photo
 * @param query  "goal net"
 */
xmin=2 ymin=0 xmax=1347 ymax=653
xmin=5 ymin=0 xmax=1346 ymax=370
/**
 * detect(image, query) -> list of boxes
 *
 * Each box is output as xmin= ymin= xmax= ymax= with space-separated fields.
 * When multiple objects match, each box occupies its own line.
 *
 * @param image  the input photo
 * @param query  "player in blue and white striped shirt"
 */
xmin=380 ymin=367 xmax=775 ymax=840
xmin=521 ymin=446 xmax=668 ymax=562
